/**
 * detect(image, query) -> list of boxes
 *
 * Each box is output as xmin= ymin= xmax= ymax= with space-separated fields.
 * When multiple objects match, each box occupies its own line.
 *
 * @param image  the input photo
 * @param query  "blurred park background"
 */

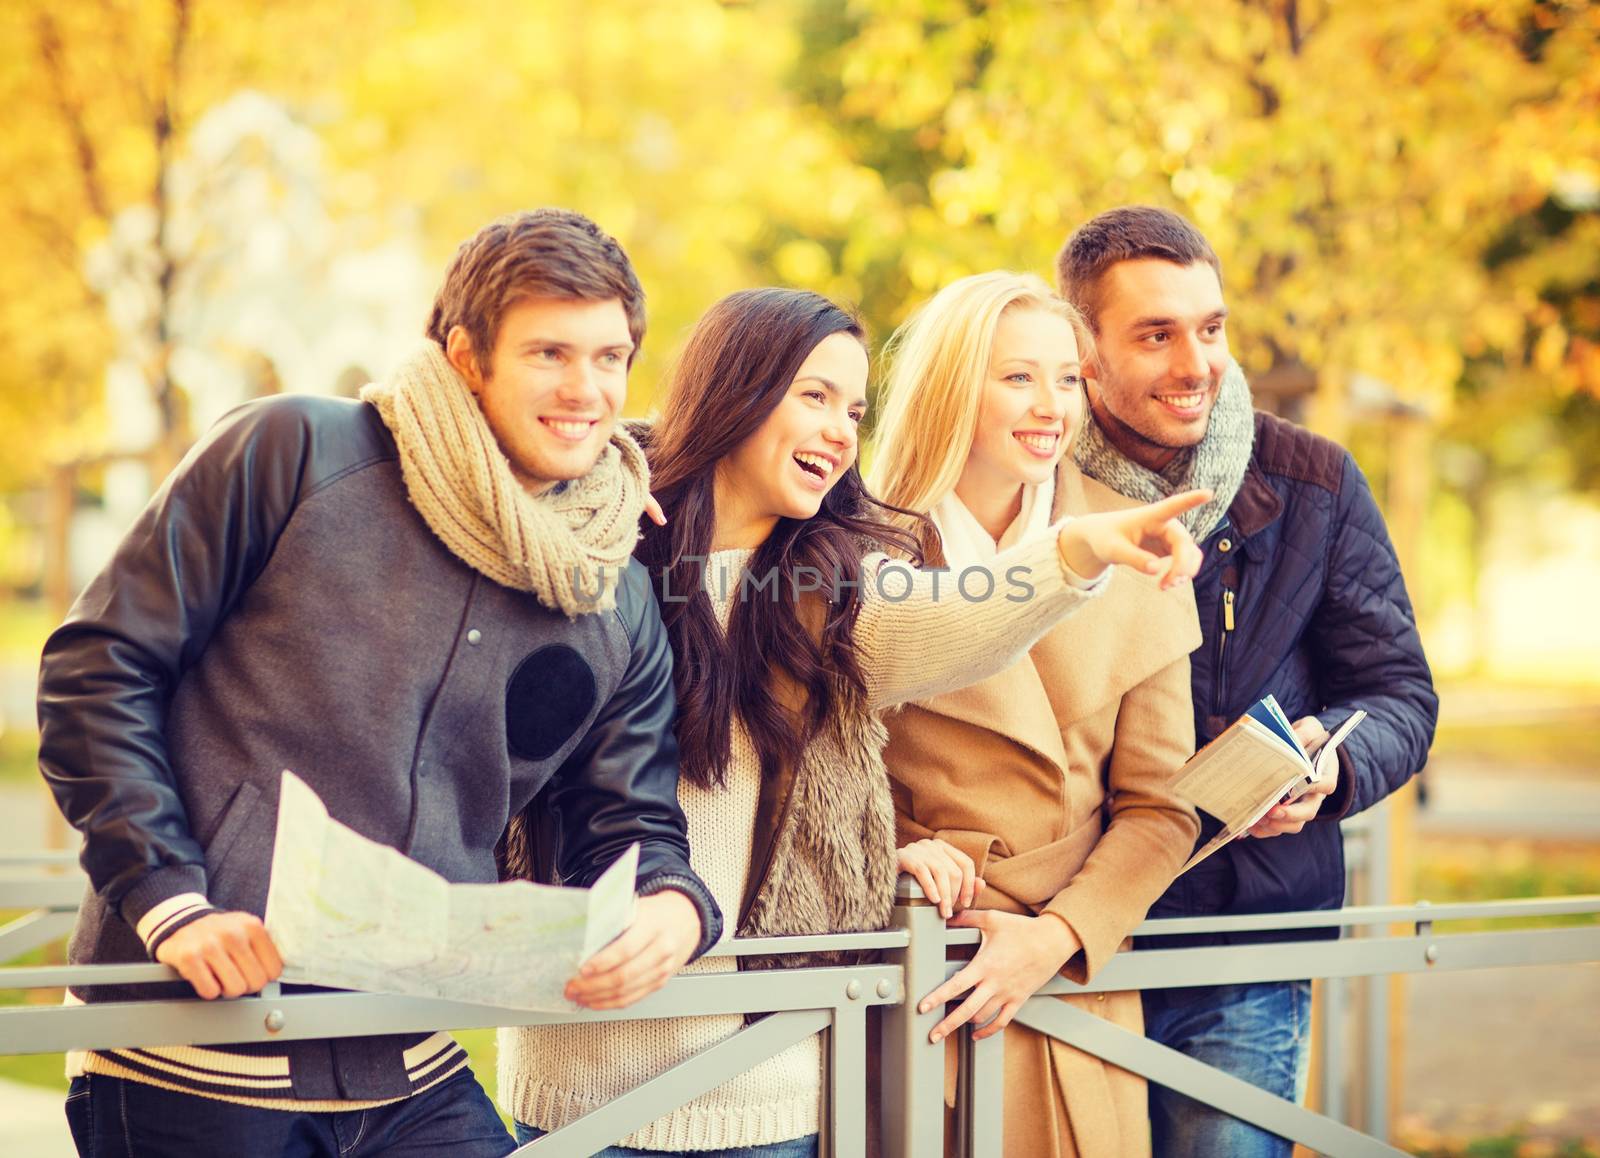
xmin=1 ymin=1 xmax=1596 ymax=1154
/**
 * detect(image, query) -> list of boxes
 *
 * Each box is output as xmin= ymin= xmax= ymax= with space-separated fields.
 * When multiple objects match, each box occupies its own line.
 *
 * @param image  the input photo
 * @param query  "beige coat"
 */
xmin=882 ymin=464 xmax=1202 ymax=1158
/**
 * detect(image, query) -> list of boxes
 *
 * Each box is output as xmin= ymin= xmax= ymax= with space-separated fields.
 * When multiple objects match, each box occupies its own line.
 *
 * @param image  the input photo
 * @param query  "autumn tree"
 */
xmin=288 ymin=0 xmax=893 ymax=412
xmin=0 ymin=0 xmax=348 ymax=487
xmin=799 ymin=0 xmax=1599 ymax=422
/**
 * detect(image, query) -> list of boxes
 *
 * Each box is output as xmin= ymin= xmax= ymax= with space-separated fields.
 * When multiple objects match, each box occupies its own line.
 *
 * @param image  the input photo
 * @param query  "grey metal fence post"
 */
xmin=828 ymin=1001 xmax=869 ymax=1158
xmin=1362 ymin=798 xmax=1392 ymax=1140
xmin=881 ymin=876 xmax=947 ymax=1158
xmin=956 ymin=1024 xmax=1005 ymax=1158
xmin=1322 ymin=974 xmax=1349 ymax=1123
xmin=1327 ymin=811 xmax=1368 ymax=1125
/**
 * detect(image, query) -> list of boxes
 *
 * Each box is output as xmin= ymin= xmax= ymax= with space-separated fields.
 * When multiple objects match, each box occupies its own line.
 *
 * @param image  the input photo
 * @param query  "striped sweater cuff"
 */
xmin=135 ymin=893 xmax=219 ymax=958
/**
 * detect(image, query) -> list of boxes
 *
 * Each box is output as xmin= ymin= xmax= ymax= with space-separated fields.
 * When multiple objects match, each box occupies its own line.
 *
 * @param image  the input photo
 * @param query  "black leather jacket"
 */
xmin=39 ymin=395 xmax=720 ymax=985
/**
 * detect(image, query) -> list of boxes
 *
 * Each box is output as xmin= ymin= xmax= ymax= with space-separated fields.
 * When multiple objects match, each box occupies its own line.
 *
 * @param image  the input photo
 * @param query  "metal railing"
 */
xmin=0 ymin=851 xmax=80 ymax=966
xmin=4 ymin=854 xmax=1598 ymax=1157
xmin=927 ymin=883 xmax=1600 ymax=1158
xmin=1328 ymin=798 xmax=1393 ymax=1134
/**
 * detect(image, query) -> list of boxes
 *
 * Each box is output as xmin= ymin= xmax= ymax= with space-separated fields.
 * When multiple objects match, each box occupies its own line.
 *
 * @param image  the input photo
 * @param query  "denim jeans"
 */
xmin=65 ymin=1067 xmax=515 ymax=1157
xmin=513 ymin=1122 xmax=818 ymax=1158
xmin=1142 ymin=979 xmax=1313 ymax=1158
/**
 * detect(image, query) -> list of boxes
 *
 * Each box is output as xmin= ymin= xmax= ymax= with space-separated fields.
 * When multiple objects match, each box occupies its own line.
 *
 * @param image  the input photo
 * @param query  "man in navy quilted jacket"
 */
xmin=1059 ymin=206 xmax=1438 ymax=1157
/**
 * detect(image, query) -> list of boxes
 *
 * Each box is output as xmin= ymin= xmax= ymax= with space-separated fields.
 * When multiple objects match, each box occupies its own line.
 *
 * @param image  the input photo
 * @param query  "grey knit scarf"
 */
xmin=1072 ymin=360 xmax=1255 ymax=542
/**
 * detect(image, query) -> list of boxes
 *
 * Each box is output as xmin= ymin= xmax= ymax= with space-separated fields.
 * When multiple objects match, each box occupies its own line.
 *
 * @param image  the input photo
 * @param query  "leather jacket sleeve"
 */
xmin=36 ymin=398 xmax=363 ymax=930
xmin=538 ymin=560 xmax=723 ymax=960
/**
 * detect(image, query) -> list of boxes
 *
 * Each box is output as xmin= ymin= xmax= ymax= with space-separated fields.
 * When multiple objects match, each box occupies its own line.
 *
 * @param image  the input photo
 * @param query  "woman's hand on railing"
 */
xmin=1056 ymin=489 xmax=1210 ymax=590
xmin=565 ymin=889 xmax=701 ymax=1010
xmin=916 ymin=909 xmax=1081 ymax=1043
xmin=896 ymin=840 xmax=984 ymax=920
xmin=155 ymin=912 xmax=284 ymax=1000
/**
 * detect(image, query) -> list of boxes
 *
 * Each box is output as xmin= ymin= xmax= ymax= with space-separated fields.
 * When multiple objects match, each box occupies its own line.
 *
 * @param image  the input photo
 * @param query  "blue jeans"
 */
xmin=1142 ymin=980 xmax=1313 ymax=1158
xmin=513 ymin=1122 xmax=818 ymax=1157
xmin=65 ymin=1067 xmax=515 ymax=1157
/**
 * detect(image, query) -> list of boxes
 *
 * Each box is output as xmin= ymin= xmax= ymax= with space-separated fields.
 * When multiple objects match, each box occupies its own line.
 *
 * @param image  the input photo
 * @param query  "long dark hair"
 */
xmin=638 ymin=288 xmax=927 ymax=790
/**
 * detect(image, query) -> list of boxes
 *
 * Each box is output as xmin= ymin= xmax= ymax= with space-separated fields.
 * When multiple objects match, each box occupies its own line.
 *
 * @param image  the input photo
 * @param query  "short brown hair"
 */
xmin=426 ymin=209 xmax=646 ymax=372
xmin=1056 ymin=206 xmax=1221 ymax=331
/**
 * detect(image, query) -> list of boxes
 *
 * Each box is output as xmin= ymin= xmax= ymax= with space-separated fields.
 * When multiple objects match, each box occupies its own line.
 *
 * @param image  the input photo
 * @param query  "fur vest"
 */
xmin=738 ymin=703 xmax=898 ymax=968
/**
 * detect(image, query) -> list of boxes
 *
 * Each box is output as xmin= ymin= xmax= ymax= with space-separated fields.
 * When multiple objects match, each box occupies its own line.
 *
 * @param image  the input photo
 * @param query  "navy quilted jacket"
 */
xmin=1146 ymin=411 xmax=1437 ymax=944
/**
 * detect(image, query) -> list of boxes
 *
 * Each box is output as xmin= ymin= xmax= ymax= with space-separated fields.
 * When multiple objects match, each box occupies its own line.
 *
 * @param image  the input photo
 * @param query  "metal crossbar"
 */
xmin=509 ymin=1009 xmax=834 ymax=1157
xmin=0 ymin=908 xmax=75 ymax=962
xmin=936 ymin=894 xmax=1600 ymax=941
xmin=0 ymin=861 xmax=83 ymax=967
xmin=3 ymin=859 xmax=1597 ymax=1157
xmin=1010 ymin=1002 xmax=1407 ymax=1157
xmin=954 ymin=924 xmax=1600 ymax=993
xmin=0 ymin=870 xmax=85 ymax=909
xmin=0 ymin=964 xmax=903 ymax=1053
xmin=885 ymin=879 xmax=1600 ymax=1158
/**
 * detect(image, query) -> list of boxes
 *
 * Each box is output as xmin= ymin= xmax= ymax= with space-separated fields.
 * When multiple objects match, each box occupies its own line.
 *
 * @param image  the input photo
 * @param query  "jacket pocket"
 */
xmin=203 ymin=780 xmax=265 ymax=905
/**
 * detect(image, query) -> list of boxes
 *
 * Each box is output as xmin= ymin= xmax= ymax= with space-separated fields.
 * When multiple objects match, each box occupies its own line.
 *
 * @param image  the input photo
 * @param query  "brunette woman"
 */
xmin=498 ymin=287 xmax=1206 ymax=1157
xmin=870 ymin=272 xmax=1209 ymax=1157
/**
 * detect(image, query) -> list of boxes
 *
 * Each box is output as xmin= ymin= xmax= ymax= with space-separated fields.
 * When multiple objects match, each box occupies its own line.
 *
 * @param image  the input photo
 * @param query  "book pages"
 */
xmin=1171 ymin=719 xmax=1305 ymax=823
xmin=1172 ymin=700 xmax=1369 ymax=874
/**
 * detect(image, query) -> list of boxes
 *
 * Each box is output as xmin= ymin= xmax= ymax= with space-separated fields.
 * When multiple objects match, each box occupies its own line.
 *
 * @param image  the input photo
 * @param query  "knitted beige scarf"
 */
xmin=361 ymin=342 xmax=648 ymax=616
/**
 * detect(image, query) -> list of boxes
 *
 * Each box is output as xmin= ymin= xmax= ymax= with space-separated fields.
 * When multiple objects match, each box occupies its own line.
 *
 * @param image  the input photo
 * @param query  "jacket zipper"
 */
xmin=1215 ymin=587 xmax=1235 ymax=714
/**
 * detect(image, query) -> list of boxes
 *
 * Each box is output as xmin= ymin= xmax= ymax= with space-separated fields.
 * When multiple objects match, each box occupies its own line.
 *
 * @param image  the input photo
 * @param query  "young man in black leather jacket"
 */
xmin=39 ymin=209 xmax=720 ymax=1158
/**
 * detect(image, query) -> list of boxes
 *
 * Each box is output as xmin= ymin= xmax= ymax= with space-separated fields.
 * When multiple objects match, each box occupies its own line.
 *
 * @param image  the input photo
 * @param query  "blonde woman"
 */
xmin=870 ymin=272 xmax=1203 ymax=1157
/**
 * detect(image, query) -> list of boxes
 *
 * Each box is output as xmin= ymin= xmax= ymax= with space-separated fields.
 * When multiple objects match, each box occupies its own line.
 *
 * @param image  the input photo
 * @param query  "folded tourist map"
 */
xmin=264 ymin=770 xmax=638 ymax=1010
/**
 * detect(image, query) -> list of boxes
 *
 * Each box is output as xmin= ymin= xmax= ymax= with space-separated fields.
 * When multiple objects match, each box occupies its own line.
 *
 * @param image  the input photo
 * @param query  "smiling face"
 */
xmin=1086 ymin=259 xmax=1230 ymax=471
xmin=712 ymin=331 xmax=869 ymax=549
xmin=446 ymin=296 xmax=633 ymax=493
xmin=960 ymin=306 xmax=1084 ymax=504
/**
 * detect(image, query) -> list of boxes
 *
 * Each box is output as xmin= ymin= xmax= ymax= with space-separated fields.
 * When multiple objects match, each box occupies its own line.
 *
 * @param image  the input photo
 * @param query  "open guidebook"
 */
xmin=1171 ymin=695 xmax=1366 ymax=873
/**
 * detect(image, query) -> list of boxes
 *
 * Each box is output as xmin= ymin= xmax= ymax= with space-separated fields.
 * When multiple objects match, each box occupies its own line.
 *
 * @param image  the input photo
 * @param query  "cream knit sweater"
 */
xmin=497 ymin=531 xmax=1103 ymax=1150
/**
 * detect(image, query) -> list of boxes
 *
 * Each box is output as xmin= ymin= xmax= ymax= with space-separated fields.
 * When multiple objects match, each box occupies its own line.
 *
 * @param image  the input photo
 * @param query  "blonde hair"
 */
xmin=868 ymin=271 xmax=1094 ymax=558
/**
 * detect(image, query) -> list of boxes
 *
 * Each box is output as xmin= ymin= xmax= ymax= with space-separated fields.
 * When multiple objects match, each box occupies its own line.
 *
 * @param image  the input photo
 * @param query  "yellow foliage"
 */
xmin=0 ymin=0 xmax=1596 ymax=499
xmin=834 ymin=0 xmax=1598 ymax=406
